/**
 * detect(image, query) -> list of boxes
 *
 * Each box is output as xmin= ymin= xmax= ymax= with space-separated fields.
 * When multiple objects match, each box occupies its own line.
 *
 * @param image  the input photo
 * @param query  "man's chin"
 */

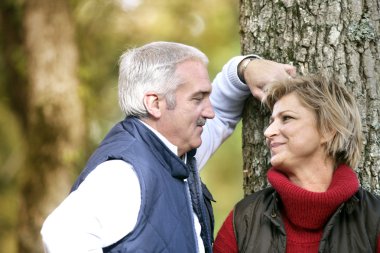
xmin=193 ymin=139 xmax=202 ymax=149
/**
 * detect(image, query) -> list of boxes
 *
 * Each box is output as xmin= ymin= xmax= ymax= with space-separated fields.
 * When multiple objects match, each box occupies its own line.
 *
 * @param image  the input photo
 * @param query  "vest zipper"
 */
xmin=192 ymin=169 xmax=212 ymax=251
xmin=184 ymin=179 xmax=200 ymax=253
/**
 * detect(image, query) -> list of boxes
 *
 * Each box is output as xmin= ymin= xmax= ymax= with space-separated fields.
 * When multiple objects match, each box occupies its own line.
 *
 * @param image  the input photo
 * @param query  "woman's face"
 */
xmin=264 ymin=92 xmax=328 ymax=171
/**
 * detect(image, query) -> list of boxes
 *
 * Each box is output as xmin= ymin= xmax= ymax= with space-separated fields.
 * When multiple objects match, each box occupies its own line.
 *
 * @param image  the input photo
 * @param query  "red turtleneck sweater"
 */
xmin=213 ymin=165 xmax=380 ymax=253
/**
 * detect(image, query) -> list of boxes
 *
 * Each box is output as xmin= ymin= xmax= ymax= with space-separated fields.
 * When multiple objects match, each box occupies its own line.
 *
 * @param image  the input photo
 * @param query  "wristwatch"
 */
xmin=238 ymin=55 xmax=261 ymax=84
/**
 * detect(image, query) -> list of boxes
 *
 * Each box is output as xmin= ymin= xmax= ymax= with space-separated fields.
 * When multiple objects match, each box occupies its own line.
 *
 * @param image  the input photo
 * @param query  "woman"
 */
xmin=213 ymin=74 xmax=380 ymax=252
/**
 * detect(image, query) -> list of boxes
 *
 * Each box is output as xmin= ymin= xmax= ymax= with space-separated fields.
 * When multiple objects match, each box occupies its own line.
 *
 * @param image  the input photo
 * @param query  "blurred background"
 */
xmin=0 ymin=0 xmax=243 ymax=251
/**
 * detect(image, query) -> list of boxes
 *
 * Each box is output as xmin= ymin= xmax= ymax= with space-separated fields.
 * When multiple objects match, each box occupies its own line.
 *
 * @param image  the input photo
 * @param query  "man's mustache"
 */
xmin=196 ymin=118 xmax=206 ymax=127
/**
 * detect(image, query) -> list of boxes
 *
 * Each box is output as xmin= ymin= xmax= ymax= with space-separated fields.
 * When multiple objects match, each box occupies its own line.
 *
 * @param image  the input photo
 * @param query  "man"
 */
xmin=41 ymin=41 xmax=295 ymax=253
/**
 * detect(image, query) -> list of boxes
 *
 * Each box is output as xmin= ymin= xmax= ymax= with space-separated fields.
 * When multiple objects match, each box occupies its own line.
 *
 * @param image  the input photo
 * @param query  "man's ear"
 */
xmin=143 ymin=92 xmax=162 ymax=119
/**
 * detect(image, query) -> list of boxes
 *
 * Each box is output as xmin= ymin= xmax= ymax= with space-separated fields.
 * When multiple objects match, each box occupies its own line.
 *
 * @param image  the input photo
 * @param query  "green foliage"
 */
xmin=201 ymin=122 xmax=244 ymax=234
xmin=0 ymin=104 xmax=24 ymax=253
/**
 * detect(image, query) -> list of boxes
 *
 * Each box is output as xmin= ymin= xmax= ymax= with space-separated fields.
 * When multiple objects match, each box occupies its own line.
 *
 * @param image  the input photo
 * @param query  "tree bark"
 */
xmin=240 ymin=0 xmax=380 ymax=195
xmin=19 ymin=0 xmax=84 ymax=252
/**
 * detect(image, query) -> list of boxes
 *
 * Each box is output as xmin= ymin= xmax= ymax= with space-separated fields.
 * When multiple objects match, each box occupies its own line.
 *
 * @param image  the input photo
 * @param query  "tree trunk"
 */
xmin=240 ymin=0 xmax=380 ymax=195
xmin=19 ymin=0 xmax=84 ymax=252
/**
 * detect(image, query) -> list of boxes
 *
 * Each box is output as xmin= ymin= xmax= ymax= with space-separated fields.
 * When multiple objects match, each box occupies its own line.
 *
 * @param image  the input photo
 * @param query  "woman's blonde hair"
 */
xmin=264 ymin=74 xmax=363 ymax=168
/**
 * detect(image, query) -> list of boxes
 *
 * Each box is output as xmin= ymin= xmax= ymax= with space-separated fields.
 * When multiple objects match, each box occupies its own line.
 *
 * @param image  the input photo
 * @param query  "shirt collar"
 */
xmin=138 ymin=120 xmax=187 ymax=162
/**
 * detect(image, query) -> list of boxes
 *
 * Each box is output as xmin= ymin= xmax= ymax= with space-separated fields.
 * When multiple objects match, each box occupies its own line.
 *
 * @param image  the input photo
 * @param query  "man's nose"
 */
xmin=203 ymin=98 xmax=215 ymax=119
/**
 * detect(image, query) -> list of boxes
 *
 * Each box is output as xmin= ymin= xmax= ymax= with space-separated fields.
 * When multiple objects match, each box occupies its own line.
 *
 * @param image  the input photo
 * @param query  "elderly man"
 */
xmin=41 ymin=41 xmax=295 ymax=253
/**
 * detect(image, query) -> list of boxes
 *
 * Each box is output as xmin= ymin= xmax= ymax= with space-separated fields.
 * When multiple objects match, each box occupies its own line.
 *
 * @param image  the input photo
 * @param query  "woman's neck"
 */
xmin=285 ymin=158 xmax=335 ymax=192
xmin=268 ymin=164 xmax=359 ymax=230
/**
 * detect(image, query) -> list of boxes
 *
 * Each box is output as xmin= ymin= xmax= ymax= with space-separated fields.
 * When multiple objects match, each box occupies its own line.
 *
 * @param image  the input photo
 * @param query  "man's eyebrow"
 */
xmin=192 ymin=90 xmax=211 ymax=96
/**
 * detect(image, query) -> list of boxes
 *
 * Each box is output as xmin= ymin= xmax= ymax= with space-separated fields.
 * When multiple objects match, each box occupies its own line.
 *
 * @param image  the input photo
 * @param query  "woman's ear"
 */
xmin=143 ymin=92 xmax=162 ymax=119
xmin=321 ymin=129 xmax=336 ymax=144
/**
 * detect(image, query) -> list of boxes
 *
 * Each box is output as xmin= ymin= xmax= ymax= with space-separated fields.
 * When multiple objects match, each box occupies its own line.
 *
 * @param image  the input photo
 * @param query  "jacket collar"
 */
xmin=124 ymin=117 xmax=193 ymax=180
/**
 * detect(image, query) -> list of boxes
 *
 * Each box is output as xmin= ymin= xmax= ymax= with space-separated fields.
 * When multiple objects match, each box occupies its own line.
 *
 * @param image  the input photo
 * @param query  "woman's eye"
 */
xmin=282 ymin=115 xmax=292 ymax=121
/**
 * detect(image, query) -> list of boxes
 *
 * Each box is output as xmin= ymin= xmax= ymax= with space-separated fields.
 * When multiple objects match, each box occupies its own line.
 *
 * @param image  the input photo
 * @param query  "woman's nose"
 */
xmin=264 ymin=121 xmax=278 ymax=138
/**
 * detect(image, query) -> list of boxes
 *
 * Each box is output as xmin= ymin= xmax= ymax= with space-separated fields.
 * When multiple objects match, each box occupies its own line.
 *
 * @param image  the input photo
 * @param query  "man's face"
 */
xmin=158 ymin=60 xmax=215 ymax=156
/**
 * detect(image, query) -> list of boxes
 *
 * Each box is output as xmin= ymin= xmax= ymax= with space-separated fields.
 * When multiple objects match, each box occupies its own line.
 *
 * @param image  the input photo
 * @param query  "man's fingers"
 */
xmin=284 ymin=64 xmax=297 ymax=78
xmin=245 ymin=60 xmax=297 ymax=101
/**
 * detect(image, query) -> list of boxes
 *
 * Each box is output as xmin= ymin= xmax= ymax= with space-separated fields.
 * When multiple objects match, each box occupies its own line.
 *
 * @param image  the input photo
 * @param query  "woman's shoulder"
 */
xmin=357 ymin=187 xmax=380 ymax=208
xmin=234 ymin=187 xmax=276 ymax=213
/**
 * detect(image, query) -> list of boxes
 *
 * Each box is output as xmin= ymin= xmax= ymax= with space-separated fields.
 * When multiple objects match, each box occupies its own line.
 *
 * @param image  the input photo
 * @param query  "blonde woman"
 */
xmin=214 ymin=75 xmax=380 ymax=253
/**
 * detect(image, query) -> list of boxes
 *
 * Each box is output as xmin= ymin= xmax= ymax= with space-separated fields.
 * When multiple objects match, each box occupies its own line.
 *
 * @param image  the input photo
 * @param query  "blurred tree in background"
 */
xmin=0 ymin=0 xmax=241 ymax=252
xmin=19 ymin=0 xmax=84 ymax=252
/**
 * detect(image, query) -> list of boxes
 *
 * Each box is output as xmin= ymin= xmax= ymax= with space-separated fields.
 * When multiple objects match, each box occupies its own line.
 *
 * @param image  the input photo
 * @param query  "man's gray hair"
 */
xmin=118 ymin=41 xmax=209 ymax=117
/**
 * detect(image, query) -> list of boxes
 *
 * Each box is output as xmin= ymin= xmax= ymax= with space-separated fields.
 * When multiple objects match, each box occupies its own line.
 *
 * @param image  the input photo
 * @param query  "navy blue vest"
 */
xmin=71 ymin=117 xmax=214 ymax=252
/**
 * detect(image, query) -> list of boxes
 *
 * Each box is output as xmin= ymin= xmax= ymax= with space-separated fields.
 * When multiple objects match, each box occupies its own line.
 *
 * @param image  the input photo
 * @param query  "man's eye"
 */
xmin=193 ymin=96 xmax=203 ymax=102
